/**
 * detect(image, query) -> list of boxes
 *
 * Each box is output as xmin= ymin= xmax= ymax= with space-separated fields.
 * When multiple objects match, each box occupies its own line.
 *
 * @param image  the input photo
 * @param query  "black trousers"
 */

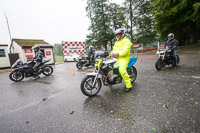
xmin=171 ymin=49 xmax=177 ymax=65
xmin=33 ymin=61 xmax=41 ymax=70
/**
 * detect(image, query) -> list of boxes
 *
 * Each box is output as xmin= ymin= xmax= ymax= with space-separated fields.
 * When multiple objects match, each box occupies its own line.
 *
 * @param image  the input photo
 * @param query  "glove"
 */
xmin=111 ymin=53 xmax=119 ymax=58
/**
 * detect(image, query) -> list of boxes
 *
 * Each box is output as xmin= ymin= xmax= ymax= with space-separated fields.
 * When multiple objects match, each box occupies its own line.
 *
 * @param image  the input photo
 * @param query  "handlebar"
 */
xmin=165 ymin=46 xmax=176 ymax=50
xmin=110 ymin=53 xmax=119 ymax=58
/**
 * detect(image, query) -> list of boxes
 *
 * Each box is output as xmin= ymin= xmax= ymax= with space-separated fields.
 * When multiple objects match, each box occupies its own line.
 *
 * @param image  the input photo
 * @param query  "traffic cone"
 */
xmin=72 ymin=68 xmax=75 ymax=74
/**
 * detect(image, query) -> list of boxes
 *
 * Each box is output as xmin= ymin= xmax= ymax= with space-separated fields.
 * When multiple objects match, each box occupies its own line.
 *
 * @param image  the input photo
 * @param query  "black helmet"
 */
xmin=167 ymin=33 xmax=174 ymax=40
xmin=32 ymin=45 xmax=40 ymax=52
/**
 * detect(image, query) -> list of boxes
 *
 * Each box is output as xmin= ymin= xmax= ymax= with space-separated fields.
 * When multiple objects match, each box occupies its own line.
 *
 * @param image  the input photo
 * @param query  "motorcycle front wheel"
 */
xmin=155 ymin=59 xmax=163 ymax=70
xmin=80 ymin=76 xmax=102 ymax=97
xmin=76 ymin=62 xmax=83 ymax=69
xmin=127 ymin=66 xmax=137 ymax=83
xmin=9 ymin=70 xmax=24 ymax=82
xmin=42 ymin=66 xmax=53 ymax=76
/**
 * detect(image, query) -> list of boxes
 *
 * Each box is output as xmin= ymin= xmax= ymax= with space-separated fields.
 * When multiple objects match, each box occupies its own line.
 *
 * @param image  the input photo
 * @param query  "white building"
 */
xmin=0 ymin=44 xmax=10 ymax=68
xmin=10 ymin=39 xmax=55 ymax=64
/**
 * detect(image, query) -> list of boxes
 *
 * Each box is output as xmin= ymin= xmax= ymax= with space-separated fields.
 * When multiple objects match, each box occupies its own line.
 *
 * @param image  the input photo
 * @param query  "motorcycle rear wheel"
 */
xmin=80 ymin=76 xmax=102 ymax=97
xmin=9 ymin=70 xmax=24 ymax=82
xmin=155 ymin=59 xmax=163 ymax=70
xmin=127 ymin=66 xmax=137 ymax=83
xmin=76 ymin=62 xmax=83 ymax=69
xmin=42 ymin=66 xmax=53 ymax=76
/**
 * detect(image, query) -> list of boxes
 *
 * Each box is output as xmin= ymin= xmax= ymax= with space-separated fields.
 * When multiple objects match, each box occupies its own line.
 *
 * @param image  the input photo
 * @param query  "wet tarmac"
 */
xmin=0 ymin=50 xmax=199 ymax=133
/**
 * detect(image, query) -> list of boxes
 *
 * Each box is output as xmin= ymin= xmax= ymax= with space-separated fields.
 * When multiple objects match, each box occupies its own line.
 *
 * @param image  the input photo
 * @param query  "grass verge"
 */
xmin=55 ymin=56 xmax=64 ymax=63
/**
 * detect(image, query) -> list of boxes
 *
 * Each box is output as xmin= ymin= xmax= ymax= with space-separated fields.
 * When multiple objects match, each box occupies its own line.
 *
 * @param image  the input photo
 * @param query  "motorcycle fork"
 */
xmin=92 ymin=67 xmax=100 ymax=87
xmin=15 ymin=70 xmax=23 ymax=78
xmin=161 ymin=52 xmax=166 ymax=60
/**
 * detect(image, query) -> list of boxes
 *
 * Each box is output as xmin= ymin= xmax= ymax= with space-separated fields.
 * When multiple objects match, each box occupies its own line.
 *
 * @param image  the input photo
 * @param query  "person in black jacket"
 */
xmin=88 ymin=45 xmax=95 ymax=64
xmin=32 ymin=45 xmax=43 ymax=78
xmin=164 ymin=33 xmax=179 ymax=66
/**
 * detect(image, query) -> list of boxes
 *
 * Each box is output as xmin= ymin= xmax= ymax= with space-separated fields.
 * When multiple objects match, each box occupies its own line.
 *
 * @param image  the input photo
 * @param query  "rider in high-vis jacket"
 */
xmin=112 ymin=28 xmax=132 ymax=92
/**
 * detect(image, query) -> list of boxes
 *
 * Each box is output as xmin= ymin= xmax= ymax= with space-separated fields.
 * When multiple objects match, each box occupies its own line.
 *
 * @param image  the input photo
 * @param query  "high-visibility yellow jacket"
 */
xmin=113 ymin=37 xmax=132 ymax=60
xmin=113 ymin=37 xmax=132 ymax=88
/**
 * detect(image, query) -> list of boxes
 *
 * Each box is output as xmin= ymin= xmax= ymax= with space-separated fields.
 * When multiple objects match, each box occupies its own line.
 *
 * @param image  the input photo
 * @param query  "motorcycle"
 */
xmin=9 ymin=59 xmax=53 ymax=82
xmin=80 ymin=56 xmax=137 ymax=97
xmin=155 ymin=46 xmax=180 ymax=70
xmin=76 ymin=55 xmax=95 ymax=69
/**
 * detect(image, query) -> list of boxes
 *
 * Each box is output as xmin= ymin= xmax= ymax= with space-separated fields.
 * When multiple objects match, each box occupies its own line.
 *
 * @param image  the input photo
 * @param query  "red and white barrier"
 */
xmin=62 ymin=41 xmax=86 ymax=56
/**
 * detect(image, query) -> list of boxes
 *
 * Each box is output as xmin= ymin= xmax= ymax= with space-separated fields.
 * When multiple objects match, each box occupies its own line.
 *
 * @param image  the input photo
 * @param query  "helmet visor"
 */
xmin=168 ymin=36 xmax=173 ymax=40
xmin=116 ymin=34 xmax=122 ymax=40
xmin=167 ymin=33 xmax=174 ymax=40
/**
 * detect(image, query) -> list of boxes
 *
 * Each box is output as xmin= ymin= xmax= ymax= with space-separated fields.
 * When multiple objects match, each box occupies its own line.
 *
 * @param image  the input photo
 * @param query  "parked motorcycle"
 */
xmin=9 ymin=59 xmax=53 ymax=82
xmin=155 ymin=46 xmax=180 ymax=70
xmin=76 ymin=55 xmax=95 ymax=69
xmin=80 ymin=57 xmax=137 ymax=96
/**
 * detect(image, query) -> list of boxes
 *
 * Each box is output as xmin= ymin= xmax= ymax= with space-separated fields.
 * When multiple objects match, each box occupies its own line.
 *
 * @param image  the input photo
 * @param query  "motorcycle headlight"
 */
xmin=156 ymin=51 xmax=160 ymax=54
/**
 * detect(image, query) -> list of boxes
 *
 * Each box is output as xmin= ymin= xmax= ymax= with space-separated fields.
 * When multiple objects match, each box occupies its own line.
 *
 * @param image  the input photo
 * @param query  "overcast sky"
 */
xmin=0 ymin=0 xmax=122 ymax=45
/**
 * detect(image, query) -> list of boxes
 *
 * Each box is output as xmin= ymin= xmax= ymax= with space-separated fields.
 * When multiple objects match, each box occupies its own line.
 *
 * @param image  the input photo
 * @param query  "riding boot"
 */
xmin=33 ymin=74 xmax=40 ymax=79
xmin=124 ymin=87 xmax=132 ymax=92
xmin=33 ymin=68 xmax=40 ymax=79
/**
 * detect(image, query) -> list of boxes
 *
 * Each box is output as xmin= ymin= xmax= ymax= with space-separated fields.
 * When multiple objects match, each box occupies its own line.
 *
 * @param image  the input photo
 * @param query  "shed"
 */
xmin=10 ymin=39 xmax=54 ymax=64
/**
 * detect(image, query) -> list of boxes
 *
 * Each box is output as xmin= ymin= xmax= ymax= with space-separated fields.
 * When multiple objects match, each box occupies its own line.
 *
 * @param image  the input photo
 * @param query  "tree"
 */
xmin=85 ymin=0 xmax=112 ymax=50
xmin=134 ymin=0 xmax=158 ymax=45
xmin=85 ymin=0 xmax=128 ymax=50
xmin=123 ymin=0 xmax=158 ymax=45
xmin=152 ymin=0 xmax=200 ymax=45
xmin=105 ymin=3 xmax=128 ymax=49
xmin=123 ymin=0 xmax=145 ymax=42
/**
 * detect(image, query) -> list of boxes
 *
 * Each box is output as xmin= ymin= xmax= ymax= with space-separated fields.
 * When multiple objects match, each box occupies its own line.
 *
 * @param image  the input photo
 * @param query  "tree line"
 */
xmin=85 ymin=0 xmax=200 ymax=50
